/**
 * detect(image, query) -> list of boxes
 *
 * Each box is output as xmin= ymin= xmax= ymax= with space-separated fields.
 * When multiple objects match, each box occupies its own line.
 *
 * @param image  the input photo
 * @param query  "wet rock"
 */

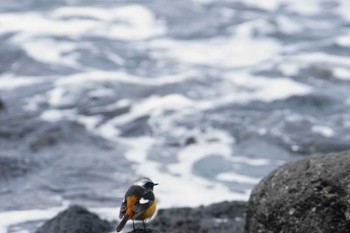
xmin=245 ymin=150 xmax=350 ymax=233
xmin=152 ymin=201 xmax=246 ymax=233
xmin=0 ymin=98 xmax=4 ymax=111
xmin=126 ymin=229 xmax=161 ymax=233
xmin=35 ymin=201 xmax=246 ymax=233
xmin=184 ymin=136 xmax=197 ymax=146
xmin=35 ymin=205 xmax=112 ymax=233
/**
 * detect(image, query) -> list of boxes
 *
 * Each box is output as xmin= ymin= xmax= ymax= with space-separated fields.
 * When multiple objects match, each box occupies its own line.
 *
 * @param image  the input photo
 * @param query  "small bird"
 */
xmin=117 ymin=177 xmax=158 ymax=232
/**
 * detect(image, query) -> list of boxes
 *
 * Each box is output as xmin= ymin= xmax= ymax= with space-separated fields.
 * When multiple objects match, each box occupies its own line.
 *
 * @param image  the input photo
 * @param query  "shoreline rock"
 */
xmin=35 ymin=201 xmax=246 ymax=233
xmin=35 ymin=205 xmax=112 ymax=233
xmin=34 ymin=150 xmax=350 ymax=233
xmin=0 ymin=98 xmax=4 ymax=111
xmin=245 ymin=150 xmax=350 ymax=233
xmin=152 ymin=201 xmax=246 ymax=233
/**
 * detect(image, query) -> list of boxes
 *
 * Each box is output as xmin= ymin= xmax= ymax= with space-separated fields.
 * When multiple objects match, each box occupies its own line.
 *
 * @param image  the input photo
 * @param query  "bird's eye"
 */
xmin=144 ymin=182 xmax=154 ymax=189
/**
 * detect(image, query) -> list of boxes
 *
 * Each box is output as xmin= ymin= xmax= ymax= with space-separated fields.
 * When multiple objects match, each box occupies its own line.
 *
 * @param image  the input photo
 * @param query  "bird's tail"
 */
xmin=116 ymin=215 xmax=129 ymax=232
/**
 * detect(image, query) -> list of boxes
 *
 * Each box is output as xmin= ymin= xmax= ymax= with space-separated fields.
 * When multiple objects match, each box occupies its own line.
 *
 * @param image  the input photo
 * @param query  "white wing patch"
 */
xmin=139 ymin=198 xmax=150 ymax=204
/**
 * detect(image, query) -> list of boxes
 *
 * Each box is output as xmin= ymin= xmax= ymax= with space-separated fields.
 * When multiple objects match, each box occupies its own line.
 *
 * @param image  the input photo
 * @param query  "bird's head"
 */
xmin=134 ymin=177 xmax=158 ymax=190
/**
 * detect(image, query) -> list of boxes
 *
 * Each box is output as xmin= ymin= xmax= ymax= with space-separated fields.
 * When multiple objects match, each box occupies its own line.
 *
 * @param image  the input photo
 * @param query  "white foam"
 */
xmin=149 ymin=36 xmax=281 ymax=68
xmin=0 ymin=75 xmax=44 ymax=90
xmin=252 ymin=77 xmax=311 ymax=102
xmin=336 ymin=34 xmax=350 ymax=47
xmin=47 ymin=87 xmax=77 ymax=108
xmin=278 ymin=63 xmax=300 ymax=76
xmin=116 ymin=129 xmax=259 ymax=208
xmin=338 ymin=0 xmax=350 ymax=22
xmin=41 ymin=109 xmax=76 ymax=122
xmin=23 ymin=94 xmax=47 ymax=111
xmin=0 ymin=206 xmax=65 ymax=233
xmin=93 ymin=5 xmax=166 ymax=41
xmin=216 ymin=172 xmax=261 ymax=184
xmin=39 ymin=71 xmax=311 ymax=148
xmin=243 ymin=0 xmax=287 ymax=11
xmin=195 ymin=73 xmax=312 ymax=108
xmin=0 ymin=12 xmax=97 ymax=38
xmin=40 ymin=71 xmax=174 ymax=139
xmin=0 ymin=205 xmax=119 ymax=233
xmin=55 ymin=70 xmax=198 ymax=87
xmin=229 ymin=156 xmax=270 ymax=166
xmin=18 ymin=38 xmax=79 ymax=66
xmin=51 ymin=6 xmax=116 ymax=20
xmin=193 ymin=0 xmax=324 ymax=13
xmin=334 ymin=67 xmax=350 ymax=81
xmin=108 ymin=94 xmax=193 ymax=128
xmin=123 ymin=137 xmax=155 ymax=163
xmin=192 ymin=0 xmax=286 ymax=11
xmin=287 ymin=0 xmax=323 ymax=15
xmin=0 ymin=5 xmax=165 ymax=42
xmin=276 ymin=16 xmax=302 ymax=34
xmin=12 ymin=230 xmax=30 ymax=233
xmin=167 ymin=130 xmax=233 ymax=177
xmin=312 ymin=125 xmax=335 ymax=138
xmin=296 ymin=52 xmax=350 ymax=66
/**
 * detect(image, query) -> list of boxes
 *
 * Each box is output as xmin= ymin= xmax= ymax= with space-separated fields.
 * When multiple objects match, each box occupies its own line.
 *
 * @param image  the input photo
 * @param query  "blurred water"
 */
xmin=1 ymin=0 xmax=350 ymax=232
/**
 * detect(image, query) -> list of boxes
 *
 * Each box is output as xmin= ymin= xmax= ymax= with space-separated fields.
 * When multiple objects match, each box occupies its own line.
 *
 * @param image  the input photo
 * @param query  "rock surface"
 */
xmin=35 ymin=205 xmax=112 ymax=233
xmin=245 ymin=150 xmax=350 ymax=233
xmin=152 ymin=201 xmax=246 ymax=233
xmin=0 ymin=98 xmax=4 ymax=111
xmin=34 ymin=201 xmax=246 ymax=233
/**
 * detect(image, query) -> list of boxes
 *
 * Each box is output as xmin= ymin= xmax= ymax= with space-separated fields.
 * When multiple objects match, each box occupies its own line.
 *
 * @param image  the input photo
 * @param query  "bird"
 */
xmin=116 ymin=177 xmax=158 ymax=232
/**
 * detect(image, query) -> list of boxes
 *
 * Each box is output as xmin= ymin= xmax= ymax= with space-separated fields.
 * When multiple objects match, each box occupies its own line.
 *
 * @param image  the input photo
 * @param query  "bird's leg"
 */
xmin=132 ymin=220 xmax=135 ymax=231
xmin=142 ymin=220 xmax=147 ymax=232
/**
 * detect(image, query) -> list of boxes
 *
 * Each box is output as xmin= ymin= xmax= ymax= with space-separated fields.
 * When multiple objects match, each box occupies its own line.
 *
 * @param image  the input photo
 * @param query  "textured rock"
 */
xmin=152 ymin=201 xmax=246 ymax=233
xmin=126 ymin=230 xmax=161 ymax=233
xmin=0 ymin=98 xmax=4 ymax=111
xmin=35 ymin=201 xmax=246 ymax=233
xmin=35 ymin=205 xmax=112 ymax=233
xmin=245 ymin=150 xmax=350 ymax=233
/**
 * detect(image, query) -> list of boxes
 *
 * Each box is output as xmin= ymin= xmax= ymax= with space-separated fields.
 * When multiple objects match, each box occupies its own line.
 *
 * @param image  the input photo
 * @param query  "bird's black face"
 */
xmin=143 ymin=181 xmax=159 ymax=190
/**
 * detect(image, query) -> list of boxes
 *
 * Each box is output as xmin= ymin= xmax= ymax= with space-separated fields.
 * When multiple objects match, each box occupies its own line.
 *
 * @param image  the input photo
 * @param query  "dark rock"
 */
xmin=35 ymin=205 xmax=112 ymax=233
xmin=152 ymin=201 xmax=246 ymax=233
xmin=184 ymin=136 xmax=196 ymax=146
xmin=126 ymin=229 xmax=161 ymax=233
xmin=35 ymin=201 xmax=246 ymax=233
xmin=0 ymin=98 xmax=4 ymax=111
xmin=245 ymin=150 xmax=350 ymax=233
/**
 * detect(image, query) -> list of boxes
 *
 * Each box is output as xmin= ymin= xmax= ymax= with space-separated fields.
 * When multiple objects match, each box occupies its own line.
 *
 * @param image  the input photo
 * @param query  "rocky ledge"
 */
xmin=0 ymin=98 xmax=4 ymax=111
xmin=245 ymin=150 xmax=350 ymax=233
xmin=35 ymin=202 xmax=247 ymax=233
xmin=35 ymin=150 xmax=350 ymax=233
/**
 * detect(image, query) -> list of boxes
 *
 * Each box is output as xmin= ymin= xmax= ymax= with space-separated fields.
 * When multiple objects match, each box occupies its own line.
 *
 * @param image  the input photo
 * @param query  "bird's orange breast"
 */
xmin=141 ymin=199 xmax=156 ymax=220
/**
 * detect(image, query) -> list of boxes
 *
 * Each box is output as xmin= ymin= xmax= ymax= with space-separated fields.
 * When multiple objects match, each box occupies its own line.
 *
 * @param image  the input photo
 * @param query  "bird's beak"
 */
xmin=153 ymin=183 xmax=159 ymax=186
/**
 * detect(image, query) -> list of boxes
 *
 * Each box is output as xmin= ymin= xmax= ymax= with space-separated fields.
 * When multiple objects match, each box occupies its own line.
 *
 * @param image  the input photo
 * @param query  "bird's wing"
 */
xmin=132 ymin=189 xmax=155 ymax=217
xmin=119 ymin=198 xmax=127 ymax=219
